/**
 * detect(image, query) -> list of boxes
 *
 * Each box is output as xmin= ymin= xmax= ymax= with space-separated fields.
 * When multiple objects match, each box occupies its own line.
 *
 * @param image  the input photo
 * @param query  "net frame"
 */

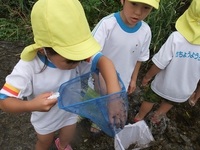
xmin=58 ymin=71 xmax=128 ymax=137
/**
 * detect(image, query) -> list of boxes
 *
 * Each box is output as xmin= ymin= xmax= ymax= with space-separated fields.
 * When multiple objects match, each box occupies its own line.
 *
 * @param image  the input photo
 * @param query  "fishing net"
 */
xmin=58 ymin=71 xmax=128 ymax=137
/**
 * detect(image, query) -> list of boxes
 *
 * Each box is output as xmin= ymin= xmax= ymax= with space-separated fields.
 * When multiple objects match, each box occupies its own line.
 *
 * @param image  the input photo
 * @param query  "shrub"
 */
xmin=0 ymin=0 xmax=192 ymax=49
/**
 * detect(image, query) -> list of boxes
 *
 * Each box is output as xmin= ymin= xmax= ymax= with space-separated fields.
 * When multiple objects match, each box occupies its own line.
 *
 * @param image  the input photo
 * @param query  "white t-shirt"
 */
xmin=92 ymin=12 xmax=151 ymax=90
xmin=151 ymin=31 xmax=200 ymax=102
xmin=0 ymin=53 xmax=91 ymax=134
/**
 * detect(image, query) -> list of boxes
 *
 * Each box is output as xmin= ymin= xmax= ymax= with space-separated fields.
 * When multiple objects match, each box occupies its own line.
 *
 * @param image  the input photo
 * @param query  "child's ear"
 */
xmin=38 ymin=48 xmax=45 ymax=55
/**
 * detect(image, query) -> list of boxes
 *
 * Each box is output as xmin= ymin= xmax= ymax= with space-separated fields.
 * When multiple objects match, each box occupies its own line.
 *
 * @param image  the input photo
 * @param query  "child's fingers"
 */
xmin=47 ymin=98 xmax=57 ymax=106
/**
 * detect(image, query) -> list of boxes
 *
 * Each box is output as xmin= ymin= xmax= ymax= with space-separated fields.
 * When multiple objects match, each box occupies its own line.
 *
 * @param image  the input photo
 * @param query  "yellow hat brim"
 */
xmin=21 ymin=0 xmax=100 ymax=61
xmin=53 ymin=36 xmax=100 ymax=61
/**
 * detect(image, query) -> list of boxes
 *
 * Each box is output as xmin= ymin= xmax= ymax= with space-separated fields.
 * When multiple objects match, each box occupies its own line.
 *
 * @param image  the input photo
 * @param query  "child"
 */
xmin=134 ymin=0 xmax=200 ymax=125
xmin=0 ymin=0 xmax=126 ymax=150
xmin=91 ymin=0 xmax=160 ymax=133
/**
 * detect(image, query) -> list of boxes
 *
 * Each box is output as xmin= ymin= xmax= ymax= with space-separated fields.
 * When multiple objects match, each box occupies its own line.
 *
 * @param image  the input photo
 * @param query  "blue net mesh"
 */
xmin=58 ymin=71 xmax=128 ymax=137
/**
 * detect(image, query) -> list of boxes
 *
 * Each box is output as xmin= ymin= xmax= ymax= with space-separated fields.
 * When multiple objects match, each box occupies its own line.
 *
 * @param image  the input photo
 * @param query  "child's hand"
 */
xmin=108 ymin=96 xmax=127 ymax=129
xmin=30 ymin=92 xmax=58 ymax=111
xmin=127 ymin=80 xmax=136 ymax=95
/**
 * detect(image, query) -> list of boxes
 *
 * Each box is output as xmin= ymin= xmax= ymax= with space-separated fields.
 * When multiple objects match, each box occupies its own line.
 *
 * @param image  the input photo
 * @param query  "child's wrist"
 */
xmin=144 ymin=75 xmax=152 ymax=81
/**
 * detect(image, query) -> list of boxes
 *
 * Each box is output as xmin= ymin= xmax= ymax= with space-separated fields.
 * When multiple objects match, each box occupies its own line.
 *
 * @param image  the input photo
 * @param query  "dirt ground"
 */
xmin=0 ymin=41 xmax=200 ymax=150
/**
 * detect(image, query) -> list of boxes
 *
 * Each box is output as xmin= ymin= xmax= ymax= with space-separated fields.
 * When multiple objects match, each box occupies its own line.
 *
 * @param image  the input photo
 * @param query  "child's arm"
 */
xmin=195 ymin=82 xmax=200 ymax=100
xmin=97 ymin=56 xmax=121 ymax=94
xmin=189 ymin=81 xmax=200 ymax=106
xmin=128 ymin=61 xmax=141 ymax=94
xmin=96 ymin=55 xmax=126 ymax=128
xmin=0 ymin=92 xmax=57 ymax=113
xmin=142 ymin=64 xmax=161 ymax=86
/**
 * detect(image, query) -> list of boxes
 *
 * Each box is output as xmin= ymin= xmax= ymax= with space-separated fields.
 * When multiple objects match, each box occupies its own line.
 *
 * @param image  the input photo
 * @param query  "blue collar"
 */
xmin=114 ymin=12 xmax=142 ymax=33
xmin=37 ymin=53 xmax=57 ymax=68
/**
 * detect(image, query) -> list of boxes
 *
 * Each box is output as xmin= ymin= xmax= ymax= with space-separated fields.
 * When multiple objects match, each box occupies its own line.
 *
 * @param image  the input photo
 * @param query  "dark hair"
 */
xmin=45 ymin=47 xmax=58 ymax=55
xmin=46 ymin=47 xmax=81 ymax=64
xmin=39 ymin=47 xmax=81 ymax=73
xmin=38 ymin=47 xmax=57 ymax=73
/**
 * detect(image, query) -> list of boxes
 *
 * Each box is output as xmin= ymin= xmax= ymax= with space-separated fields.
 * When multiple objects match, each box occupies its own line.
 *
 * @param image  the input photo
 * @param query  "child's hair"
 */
xmin=39 ymin=47 xmax=82 ymax=73
xmin=44 ymin=47 xmax=81 ymax=64
xmin=44 ymin=47 xmax=58 ymax=55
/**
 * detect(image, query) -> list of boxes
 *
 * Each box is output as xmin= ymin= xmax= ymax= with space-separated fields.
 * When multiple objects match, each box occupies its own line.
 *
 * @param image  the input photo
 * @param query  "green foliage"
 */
xmin=146 ymin=0 xmax=191 ymax=56
xmin=0 ymin=18 xmax=19 ymax=40
xmin=0 ymin=0 xmax=34 ymax=44
xmin=81 ymin=0 xmax=191 ymax=56
xmin=0 ymin=0 xmax=192 ymax=48
xmin=146 ymin=0 xmax=180 ymax=55
xmin=81 ymin=0 xmax=121 ymax=29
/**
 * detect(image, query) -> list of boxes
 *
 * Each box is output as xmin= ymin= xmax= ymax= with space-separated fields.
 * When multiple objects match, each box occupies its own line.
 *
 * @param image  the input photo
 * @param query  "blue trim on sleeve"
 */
xmin=0 ymin=93 xmax=9 ymax=100
xmin=114 ymin=12 xmax=142 ymax=33
xmin=91 ymin=52 xmax=103 ymax=72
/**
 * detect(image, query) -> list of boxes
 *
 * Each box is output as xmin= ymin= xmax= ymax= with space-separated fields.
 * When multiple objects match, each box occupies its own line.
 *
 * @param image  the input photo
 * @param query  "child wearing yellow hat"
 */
xmin=134 ymin=0 xmax=200 ymax=129
xmin=91 ymin=0 xmax=159 ymax=133
xmin=0 ymin=0 xmax=126 ymax=149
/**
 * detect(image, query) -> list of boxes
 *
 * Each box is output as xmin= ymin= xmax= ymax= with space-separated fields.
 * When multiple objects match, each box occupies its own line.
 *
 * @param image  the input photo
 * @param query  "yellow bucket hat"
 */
xmin=128 ymin=0 xmax=160 ymax=9
xmin=175 ymin=0 xmax=200 ymax=45
xmin=21 ymin=0 xmax=100 ymax=61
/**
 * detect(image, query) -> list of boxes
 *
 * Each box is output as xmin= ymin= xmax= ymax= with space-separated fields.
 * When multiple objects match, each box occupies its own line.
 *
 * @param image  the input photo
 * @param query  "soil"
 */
xmin=0 ymin=41 xmax=200 ymax=150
